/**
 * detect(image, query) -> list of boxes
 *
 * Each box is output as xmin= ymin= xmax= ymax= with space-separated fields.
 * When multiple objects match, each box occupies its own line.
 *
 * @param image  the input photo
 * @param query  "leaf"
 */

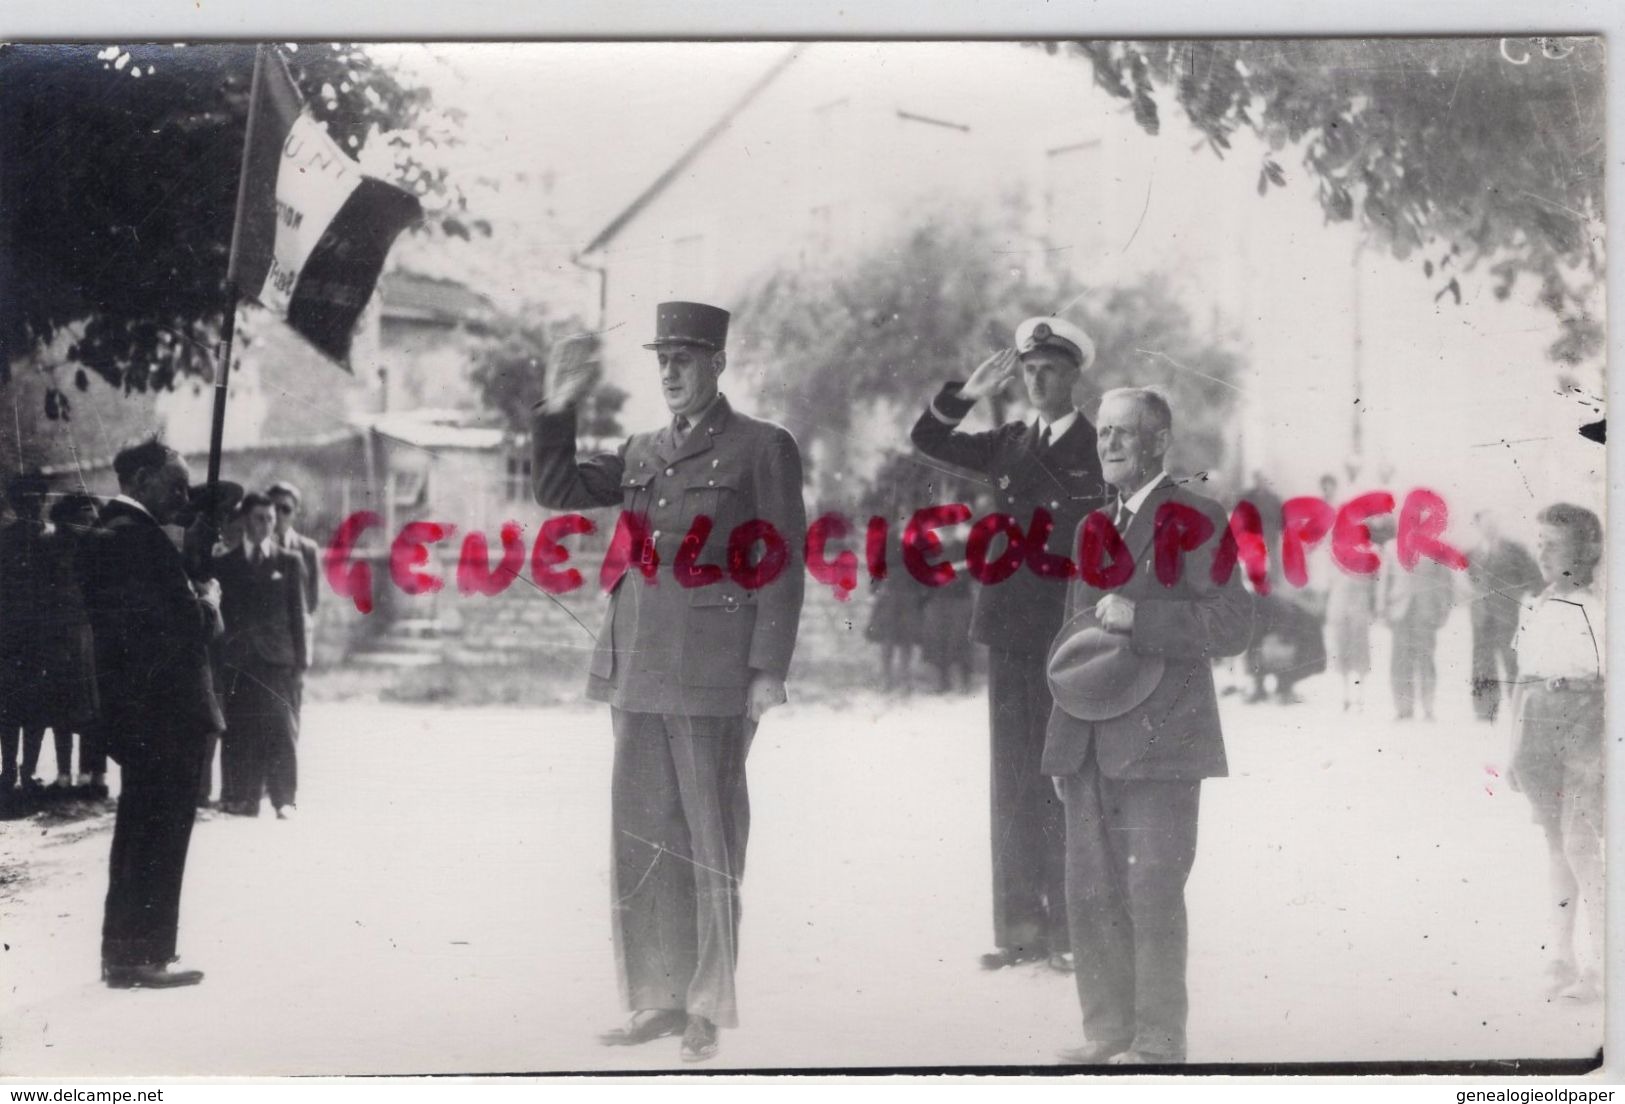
xmin=1423 ymin=260 xmax=1434 ymax=277
xmin=74 ymin=368 xmax=88 ymax=390
xmin=1435 ymin=277 xmax=1462 ymax=306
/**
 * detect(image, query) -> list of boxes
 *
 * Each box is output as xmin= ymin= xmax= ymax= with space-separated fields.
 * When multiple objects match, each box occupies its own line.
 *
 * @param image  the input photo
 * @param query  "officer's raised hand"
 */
xmin=959 ymin=347 xmax=1019 ymax=401
xmin=542 ymin=332 xmax=602 ymax=411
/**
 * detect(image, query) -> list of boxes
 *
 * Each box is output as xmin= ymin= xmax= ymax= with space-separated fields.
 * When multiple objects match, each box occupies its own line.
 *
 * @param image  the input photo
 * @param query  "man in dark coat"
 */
xmin=531 ymin=302 xmax=806 ymax=1063
xmin=214 ymin=492 xmax=308 ymax=819
xmin=268 ymin=480 xmax=321 ymax=700
xmin=1046 ymin=387 xmax=1253 ymax=1064
xmin=77 ymin=439 xmax=224 ymax=988
xmin=910 ymin=316 xmax=1107 ymax=971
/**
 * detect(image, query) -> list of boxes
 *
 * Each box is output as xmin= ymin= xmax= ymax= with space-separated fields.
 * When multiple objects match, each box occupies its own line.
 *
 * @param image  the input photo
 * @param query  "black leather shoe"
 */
xmin=680 ymin=1015 xmax=719 ymax=1062
xmin=1057 ymin=1040 xmax=1131 ymax=1064
xmin=979 ymin=946 xmax=1043 ymax=970
xmin=102 ymin=962 xmax=204 ymax=989
xmin=1107 ymin=1049 xmax=1183 ymax=1066
xmin=598 ymin=1009 xmax=685 ymax=1047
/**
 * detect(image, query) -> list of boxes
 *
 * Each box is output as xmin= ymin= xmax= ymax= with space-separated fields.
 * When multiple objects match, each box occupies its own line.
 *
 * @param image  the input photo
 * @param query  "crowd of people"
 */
xmin=1 ymin=468 xmax=320 ymax=818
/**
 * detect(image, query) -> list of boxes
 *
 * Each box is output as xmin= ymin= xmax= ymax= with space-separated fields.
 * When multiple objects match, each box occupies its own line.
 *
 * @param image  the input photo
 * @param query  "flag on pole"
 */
xmin=227 ymin=46 xmax=422 ymax=366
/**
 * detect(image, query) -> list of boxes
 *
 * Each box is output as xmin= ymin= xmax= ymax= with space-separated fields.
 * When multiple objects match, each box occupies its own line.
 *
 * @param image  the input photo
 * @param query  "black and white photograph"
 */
xmin=0 ymin=27 xmax=1612 ymax=1078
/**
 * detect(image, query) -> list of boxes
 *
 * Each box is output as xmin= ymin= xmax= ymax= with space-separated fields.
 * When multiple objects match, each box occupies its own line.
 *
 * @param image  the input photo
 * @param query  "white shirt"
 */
xmin=1033 ymin=409 xmax=1081 ymax=443
xmin=112 ymin=493 xmax=153 ymax=520
xmin=244 ymin=536 xmax=275 ymax=564
xmin=1513 ymin=583 xmax=1603 ymax=682
xmin=1117 ymin=470 xmax=1169 ymax=519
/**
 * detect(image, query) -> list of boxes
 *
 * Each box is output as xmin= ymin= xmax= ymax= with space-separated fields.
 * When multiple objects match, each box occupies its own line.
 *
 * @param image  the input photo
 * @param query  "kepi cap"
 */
xmin=643 ymin=301 xmax=730 ymax=351
xmin=1015 ymin=316 xmax=1095 ymax=370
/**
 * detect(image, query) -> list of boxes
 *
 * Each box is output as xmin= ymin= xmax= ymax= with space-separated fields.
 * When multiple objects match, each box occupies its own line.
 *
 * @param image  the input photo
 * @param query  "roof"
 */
xmin=379 ymin=271 xmax=497 ymax=328
xmin=356 ymin=408 xmax=507 ymax=452
xmin=582 ymin=45 xmax=804 ymax=255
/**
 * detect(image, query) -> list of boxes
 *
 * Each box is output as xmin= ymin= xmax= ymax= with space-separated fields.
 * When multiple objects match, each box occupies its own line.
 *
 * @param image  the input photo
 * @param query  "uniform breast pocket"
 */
xmin=682 ymin=472 xmax=743 ymax=530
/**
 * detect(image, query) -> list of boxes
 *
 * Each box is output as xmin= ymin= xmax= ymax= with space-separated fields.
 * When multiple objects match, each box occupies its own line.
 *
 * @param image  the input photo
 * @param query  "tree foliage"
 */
xmin=1054 ymin=37 xmax=1605 ymax=370
xmin=0 ymin=43 xmax=477 ymax=406
xmin=734 ymin=212 xmax=1244 ymax=502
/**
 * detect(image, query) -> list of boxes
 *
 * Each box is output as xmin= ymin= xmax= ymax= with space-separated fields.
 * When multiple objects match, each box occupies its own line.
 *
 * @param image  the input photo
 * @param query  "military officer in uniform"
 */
xmin=531 ymin=302 xmax=806 ymax=1063
xmin=910 ymin=316 xmax=1107 ymax=971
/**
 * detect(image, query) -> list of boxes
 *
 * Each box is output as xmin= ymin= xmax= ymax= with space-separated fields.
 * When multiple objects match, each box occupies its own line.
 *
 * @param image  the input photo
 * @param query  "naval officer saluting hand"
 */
xmin=530 ymin=301 xmax=807 ymax=1063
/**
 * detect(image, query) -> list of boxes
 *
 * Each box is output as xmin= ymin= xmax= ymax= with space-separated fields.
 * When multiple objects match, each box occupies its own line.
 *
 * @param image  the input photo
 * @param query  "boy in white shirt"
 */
xmin=1508 ymin=502 xmax=1604 ymax=1003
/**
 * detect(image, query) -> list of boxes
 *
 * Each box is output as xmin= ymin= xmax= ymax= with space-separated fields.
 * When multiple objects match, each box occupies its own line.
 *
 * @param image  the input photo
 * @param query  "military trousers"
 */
xmin=609 ymin=708 xmax=754 ymax=1029
xmin=987 ymin=646 xmax=1069 ymax=956
xmin=1061 ymin=747 xmax=1201 ymax=1060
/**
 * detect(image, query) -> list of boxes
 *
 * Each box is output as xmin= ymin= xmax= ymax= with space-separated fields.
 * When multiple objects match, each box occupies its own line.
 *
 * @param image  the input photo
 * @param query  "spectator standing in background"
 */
xmin=1467 ymin=511 xmax=1541 ymax=723
xmin=41 ymin=493 xmax=105 ymax=795
xmin=1507 ymin=503 xmax=1604 ymax=1004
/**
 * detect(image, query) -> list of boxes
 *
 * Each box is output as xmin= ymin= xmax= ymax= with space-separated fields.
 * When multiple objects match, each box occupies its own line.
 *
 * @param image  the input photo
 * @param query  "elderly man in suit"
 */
xmin=911 ymin=317 xmax=1107 ymax=971
xmin=215 ymin=491 xmax=308 ymax=819
xmin=76 ymin=439 xmax=224 ymax=988
xmin=1045 ymin=387 xmax=1253 ymax=1064
xmin=531 ymin=302 xmax=806 ymax=1063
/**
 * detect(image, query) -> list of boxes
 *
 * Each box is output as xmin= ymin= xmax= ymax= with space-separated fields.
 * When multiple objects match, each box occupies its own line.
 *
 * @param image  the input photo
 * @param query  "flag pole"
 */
xmin=209 ymin=43 xmax=268 ymax=489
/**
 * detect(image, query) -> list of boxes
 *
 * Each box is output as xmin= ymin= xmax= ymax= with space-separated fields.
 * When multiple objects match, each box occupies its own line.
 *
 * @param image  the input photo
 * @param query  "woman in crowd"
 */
xmin=1508 ymin=502 xmax=1604 ymax=1003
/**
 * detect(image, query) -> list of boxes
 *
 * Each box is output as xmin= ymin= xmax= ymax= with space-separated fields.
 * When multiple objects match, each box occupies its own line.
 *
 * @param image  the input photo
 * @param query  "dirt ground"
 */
xmin=0 ymin=617 xmax=1605 ymax=1076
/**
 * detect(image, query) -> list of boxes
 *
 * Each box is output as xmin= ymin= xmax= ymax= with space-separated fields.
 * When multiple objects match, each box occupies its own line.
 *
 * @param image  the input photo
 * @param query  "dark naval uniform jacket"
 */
xmin=911 ymin=382 xmax=1107 ymax=653
xmin=532 ymin=394 xmax=807 ymax=716
xmin=1042 ymin=477 xmax=1254 ymax=782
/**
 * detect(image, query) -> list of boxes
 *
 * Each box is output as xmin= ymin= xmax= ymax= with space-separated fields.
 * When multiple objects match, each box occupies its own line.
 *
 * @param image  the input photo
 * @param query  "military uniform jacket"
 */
xmin=532 ymin=394 xmax=807 ymax=716
xmin=213 ymin=545 xmax=309 ymax=672
xmin=910 ymin=382 xmax=1107 ymax=653
xmin=1041 ymin=477 xmax=1254 ymax=782
xmin=76 ymin=500 xmax=225 ymax=743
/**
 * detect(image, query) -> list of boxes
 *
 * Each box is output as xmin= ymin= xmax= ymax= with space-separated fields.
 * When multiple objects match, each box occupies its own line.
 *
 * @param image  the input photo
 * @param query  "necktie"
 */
xmin=672 ymin=415 xmax=691 ymax=445
xmin=1116 ymin=501 xmax=1133 ymax=532
xmin=1038 ymin=425 xmax=1051 ymax=450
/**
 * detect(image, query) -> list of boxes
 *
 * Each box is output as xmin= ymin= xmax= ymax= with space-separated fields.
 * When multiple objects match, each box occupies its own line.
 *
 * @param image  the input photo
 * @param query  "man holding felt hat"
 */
xmin=910 ymin=315 xmax=1108 ymax=973
xmin=531 ymin=301 xmax=806 ymax=1063
xmin=1045 ymin=386 xmax=1253 ymax=1065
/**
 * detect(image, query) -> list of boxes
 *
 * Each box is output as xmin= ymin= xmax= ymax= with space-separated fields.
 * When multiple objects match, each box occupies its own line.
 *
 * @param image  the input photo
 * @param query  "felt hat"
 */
xmin=1046 ymin=607 xmax=1166 ymax=721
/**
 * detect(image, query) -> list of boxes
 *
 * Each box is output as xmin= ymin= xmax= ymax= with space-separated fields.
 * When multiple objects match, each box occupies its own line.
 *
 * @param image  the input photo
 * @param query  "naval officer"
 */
xmin=910 ymin=316 xmax=1108 ymax=971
